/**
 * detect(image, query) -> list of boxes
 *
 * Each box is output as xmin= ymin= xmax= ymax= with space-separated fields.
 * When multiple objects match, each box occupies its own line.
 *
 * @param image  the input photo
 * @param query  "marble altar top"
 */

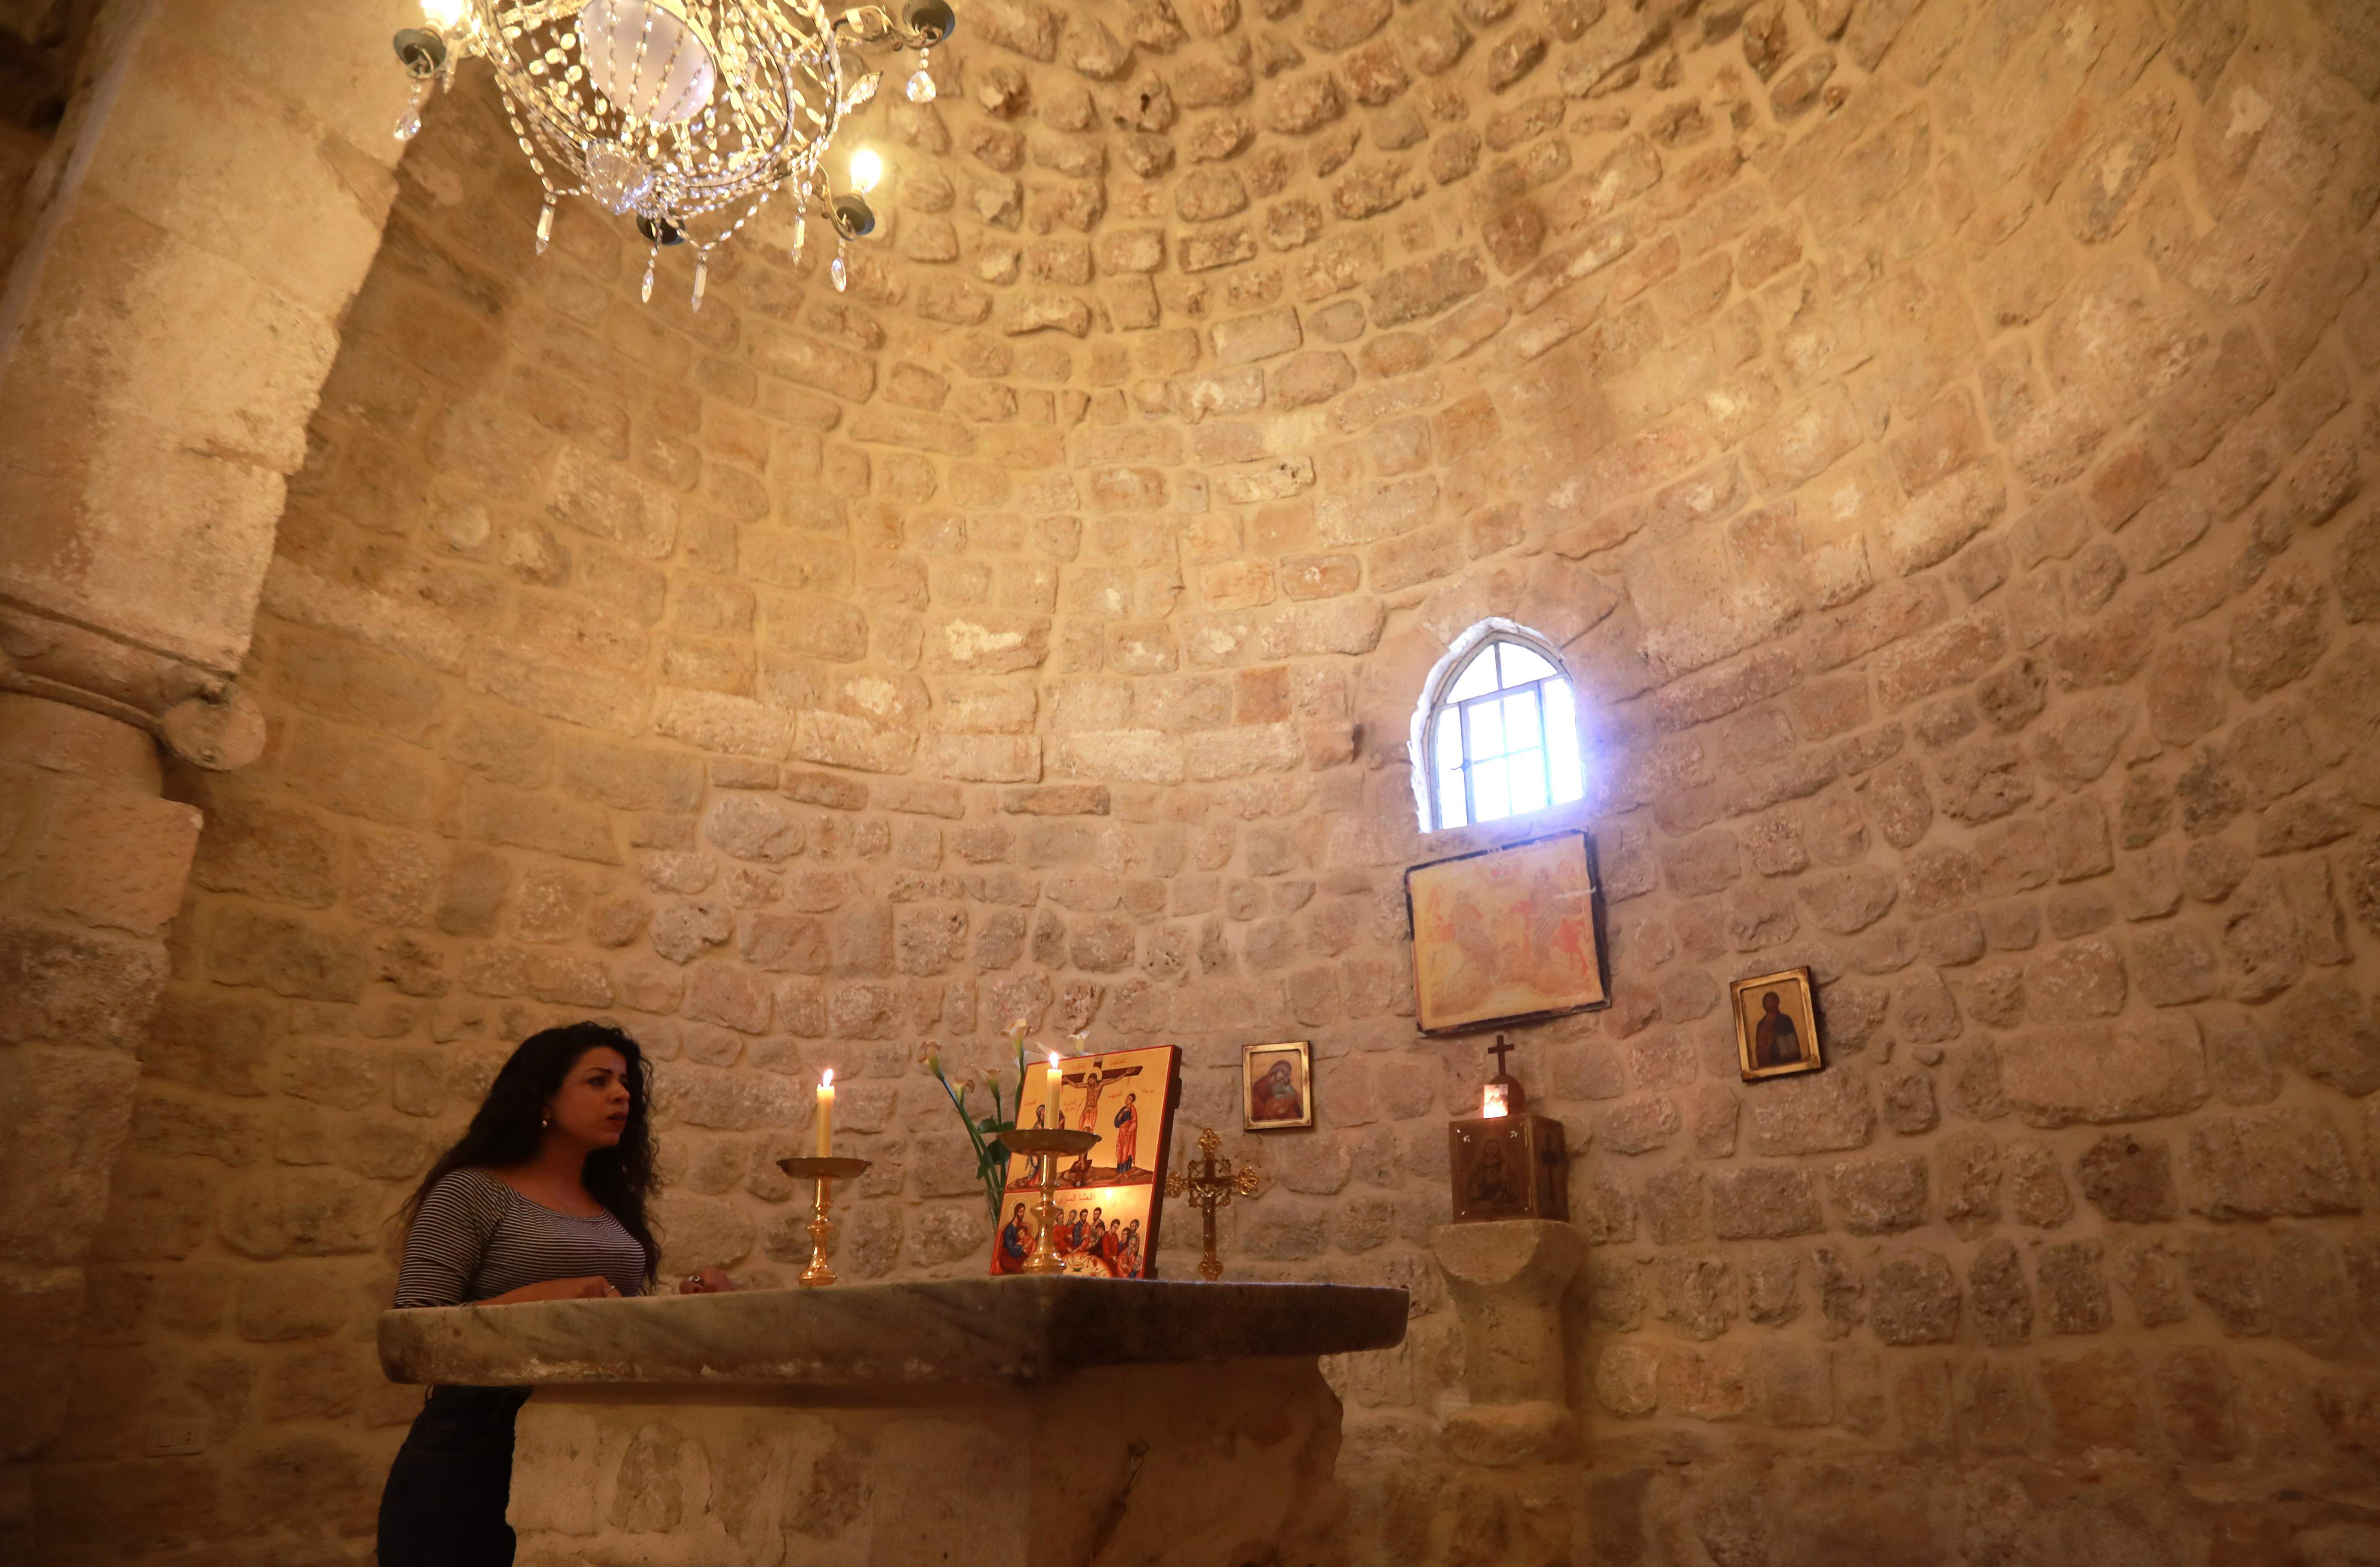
xmin=379 ymin=1277 xmax=1408 ymax=1390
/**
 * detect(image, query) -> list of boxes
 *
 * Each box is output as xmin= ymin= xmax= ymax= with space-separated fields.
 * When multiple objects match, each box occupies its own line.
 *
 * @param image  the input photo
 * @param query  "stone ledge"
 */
xmin=380 ymin=1277 xmax=1407 ymax=1392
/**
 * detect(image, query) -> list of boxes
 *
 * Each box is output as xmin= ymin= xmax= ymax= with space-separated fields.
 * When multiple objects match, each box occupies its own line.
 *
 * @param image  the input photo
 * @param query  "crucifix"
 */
xmin=1487 ymin=1035 xmax=1515 ymax=1075
xmin=1065 ymin=1058 xmax=1143 ymax=1131
xmin=1164 ymin=1128 xmax=1262 ymax=1280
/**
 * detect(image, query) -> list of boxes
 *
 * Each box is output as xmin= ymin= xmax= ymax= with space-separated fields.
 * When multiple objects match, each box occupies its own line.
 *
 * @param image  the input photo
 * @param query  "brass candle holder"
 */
xmin=776 ymin=1156 xmax=873 ymax=1286
xmin=994 ymin=1128 xmax=1100 ymax=1276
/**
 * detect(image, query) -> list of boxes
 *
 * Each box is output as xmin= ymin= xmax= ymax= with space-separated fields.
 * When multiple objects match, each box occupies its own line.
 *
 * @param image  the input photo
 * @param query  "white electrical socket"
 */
xmin=148 ymin=1420 xmax=203 ymax=1456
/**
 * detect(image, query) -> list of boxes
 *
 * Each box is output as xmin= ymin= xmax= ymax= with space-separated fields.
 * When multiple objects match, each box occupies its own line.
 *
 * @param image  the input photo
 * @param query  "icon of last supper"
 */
xmin=990 ymin=1044 xmax=1180 ymax=1277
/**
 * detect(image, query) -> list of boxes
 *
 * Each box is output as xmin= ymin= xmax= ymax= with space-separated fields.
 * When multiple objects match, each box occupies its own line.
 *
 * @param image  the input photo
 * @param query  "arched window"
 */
xmin=1414 ymin=623 xmax=1585 ymax=831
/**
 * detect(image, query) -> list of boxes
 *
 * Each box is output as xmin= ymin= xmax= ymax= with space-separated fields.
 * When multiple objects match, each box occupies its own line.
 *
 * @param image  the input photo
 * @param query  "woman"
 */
xmin=377 ymin=1022 xmax=732 ymax=1567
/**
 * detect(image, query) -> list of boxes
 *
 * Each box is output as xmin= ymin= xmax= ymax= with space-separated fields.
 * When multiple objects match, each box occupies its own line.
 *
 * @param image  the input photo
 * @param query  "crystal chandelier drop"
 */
xmin=391 ymin=0 xmax=954 ymax=307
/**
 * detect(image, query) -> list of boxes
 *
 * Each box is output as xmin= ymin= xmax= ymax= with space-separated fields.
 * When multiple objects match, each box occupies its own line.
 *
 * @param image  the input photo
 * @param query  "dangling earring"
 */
xmin=541 ymin=1115 xmax=551 ymax=1130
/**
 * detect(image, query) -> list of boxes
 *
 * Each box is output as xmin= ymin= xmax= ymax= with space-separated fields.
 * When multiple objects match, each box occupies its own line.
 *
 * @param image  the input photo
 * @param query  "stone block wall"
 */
xmin=25 ymin=0 xmax=2380 ymax=1560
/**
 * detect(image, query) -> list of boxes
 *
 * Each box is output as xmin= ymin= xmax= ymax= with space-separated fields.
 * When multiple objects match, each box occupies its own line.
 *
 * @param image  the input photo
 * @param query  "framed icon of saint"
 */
xmin=1241 ymin=1041 xmax=1313 ymax=1130
xmin=1730 ymin=967 xmax=1824 ymax=1082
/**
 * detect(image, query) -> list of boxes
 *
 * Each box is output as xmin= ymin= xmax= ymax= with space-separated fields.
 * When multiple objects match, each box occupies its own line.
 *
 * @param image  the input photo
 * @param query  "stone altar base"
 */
xmin=380 ymin=1278 xmax=1407 ymax=1567
xmin=510 ymin=1359 xmax=1340 ymax=1567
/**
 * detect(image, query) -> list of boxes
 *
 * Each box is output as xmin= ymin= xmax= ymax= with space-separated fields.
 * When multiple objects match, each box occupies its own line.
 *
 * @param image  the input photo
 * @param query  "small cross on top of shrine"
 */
xmin=1481 ymin=1033 xmax=1524 ymax=1117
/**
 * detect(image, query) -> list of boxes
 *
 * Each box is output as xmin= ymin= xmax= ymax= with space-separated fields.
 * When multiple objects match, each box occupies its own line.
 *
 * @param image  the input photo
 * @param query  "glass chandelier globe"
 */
xmin=578 ymin=0 xmax=718 ymax=125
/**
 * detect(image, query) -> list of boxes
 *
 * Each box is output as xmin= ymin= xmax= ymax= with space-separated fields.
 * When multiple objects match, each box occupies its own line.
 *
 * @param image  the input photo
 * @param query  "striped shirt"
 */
xmin=394 ymin=1168 xmax=648 ymax=1308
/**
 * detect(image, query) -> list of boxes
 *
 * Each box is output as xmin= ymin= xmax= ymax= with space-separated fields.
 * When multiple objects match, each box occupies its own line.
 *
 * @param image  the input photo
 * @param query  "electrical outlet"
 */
xmin=148 ymin=1421 xmax=203 ymax=1456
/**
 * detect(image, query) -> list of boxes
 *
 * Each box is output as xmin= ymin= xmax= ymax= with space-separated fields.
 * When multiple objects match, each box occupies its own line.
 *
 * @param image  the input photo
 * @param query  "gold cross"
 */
xmin=1164 ymin=1128 xmax=1262 ymax=1281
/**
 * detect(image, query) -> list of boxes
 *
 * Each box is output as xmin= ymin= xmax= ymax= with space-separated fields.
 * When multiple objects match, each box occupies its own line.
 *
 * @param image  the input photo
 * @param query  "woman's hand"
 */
xmin=677 ymin=1266 xmax=735 ymax=1295
xmin=481 ymin=1275 xmax=621 ymax=1305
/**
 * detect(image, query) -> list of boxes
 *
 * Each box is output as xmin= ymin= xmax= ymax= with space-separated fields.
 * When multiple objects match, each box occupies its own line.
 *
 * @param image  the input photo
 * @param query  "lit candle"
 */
xmin=1044 ymin=1052 xmax=1063 ymax=1129
xmin=816 ymin=1068 xmax=835 ymax=1156
xmin=1482 ymin=1082 xmax=1510 ymax=1118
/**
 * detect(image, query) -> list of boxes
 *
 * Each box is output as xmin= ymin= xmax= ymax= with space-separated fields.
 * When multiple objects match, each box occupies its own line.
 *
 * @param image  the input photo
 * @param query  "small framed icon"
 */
xmin=1730 ymin=967 xmax=1824 ymax=1083
xmin=1242 ymin=1041 xmax=1314 ymax=1130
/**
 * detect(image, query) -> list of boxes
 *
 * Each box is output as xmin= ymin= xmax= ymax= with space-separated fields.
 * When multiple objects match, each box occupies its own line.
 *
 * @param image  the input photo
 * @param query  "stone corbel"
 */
xmin=0 ymin=601 xmax=266 ymax=770
xmin=1429 ymin=1218 xmax=1582 ymax=1465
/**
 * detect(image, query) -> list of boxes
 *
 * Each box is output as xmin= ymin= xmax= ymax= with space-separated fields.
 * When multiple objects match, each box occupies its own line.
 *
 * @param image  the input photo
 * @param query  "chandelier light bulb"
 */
xmin=848 ymin=146 xmax=883 ymax=193
xmin=579 ymin=0 xmax=718 ymax=125
xmin=419 ymin=0 xmax=470 ymax=30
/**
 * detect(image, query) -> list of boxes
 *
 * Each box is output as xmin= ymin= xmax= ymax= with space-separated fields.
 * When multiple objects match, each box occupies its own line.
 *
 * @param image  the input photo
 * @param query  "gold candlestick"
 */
xmin=776 ymin=1156 xmax=872 ymax=1286
xmin=1165 ymin=1128 xmax=1261 ymax=1281
xmin=995 ymin=1128 xmax=1100 ymax=1276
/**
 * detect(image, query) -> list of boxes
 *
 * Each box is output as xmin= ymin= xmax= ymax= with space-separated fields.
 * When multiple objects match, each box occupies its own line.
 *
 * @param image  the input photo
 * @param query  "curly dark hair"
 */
xmin=400 ymin=1022 xmax=660 ymax=1286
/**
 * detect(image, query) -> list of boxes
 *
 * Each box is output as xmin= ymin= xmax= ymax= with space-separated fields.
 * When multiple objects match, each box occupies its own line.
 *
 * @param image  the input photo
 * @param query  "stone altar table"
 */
xmin=380 ymin=1277 xmax=1408 ymax=1567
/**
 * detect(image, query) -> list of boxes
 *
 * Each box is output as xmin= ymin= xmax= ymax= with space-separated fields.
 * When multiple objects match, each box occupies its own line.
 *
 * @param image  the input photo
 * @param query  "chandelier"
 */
xmin=390 ymin=0 xmax=955 ymax=307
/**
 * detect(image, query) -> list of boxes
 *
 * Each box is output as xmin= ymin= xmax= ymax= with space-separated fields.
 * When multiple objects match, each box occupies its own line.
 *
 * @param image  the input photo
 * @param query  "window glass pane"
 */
xmin=1502 ymin=690 xmax=1541 ymax=752
xmin=1446 ymin=648 xmax=1499 ymax=703
xmin=1432 ymin=715 xmax=1466 ymax=830
xmin=1507 ymin=748 xmax=1549 ymax=815
xmin=1468 ymin=699 xmax=1504 ymax=760
xmin=1471 ymin=756 xmax=1510 ymax=823
xmin=1425 ymin=632 xmax=1586 ymax=830
xmin=1499 ymin=643 xmax=1557 ymax=685
xmin=1433 ymin=713 xmax=1463 ymax=774
xmin=1546 ymin=679 xmax=1584 ymax=804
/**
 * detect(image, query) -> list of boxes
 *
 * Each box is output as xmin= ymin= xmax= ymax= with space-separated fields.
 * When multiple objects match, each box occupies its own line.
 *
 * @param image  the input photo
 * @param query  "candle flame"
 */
xmin=1047 ymin=1051 xmax=1061 ymax=1069
xmin=1482 ymin=1082 xmax=1510 ymax=1119
xmin=821 ymin=1068 xmax=834 ymax=1088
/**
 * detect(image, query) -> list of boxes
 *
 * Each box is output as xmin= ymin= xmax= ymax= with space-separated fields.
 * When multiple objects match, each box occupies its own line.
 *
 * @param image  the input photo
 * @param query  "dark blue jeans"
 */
xmin=376 ymin=1385 xmax=531 ymax=1567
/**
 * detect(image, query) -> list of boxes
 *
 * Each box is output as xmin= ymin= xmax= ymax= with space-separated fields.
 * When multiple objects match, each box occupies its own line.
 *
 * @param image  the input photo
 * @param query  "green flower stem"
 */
xmin=926 ymin=1056 xmax=1013 ymax=1221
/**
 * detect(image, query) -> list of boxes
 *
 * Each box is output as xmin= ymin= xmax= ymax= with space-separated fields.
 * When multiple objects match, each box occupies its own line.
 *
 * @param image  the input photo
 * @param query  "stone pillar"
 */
xmin=0 ymin=695 xmax=201 ymax=1470
xmin=1429 ymin=1219 xmax=1581 ymax=1465
xmin=0 ymin=0 xmax=418 ymax=1531
xmin=0 ymin=0 xmax=416 ymax=707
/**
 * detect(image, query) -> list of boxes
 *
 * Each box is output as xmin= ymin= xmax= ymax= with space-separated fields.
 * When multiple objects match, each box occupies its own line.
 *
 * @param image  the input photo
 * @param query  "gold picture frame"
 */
xmin=1242 ymin=1041 xmax=1313 ymax=1130
xmin=1731 ymin=967 xmax=1823 ymax=1082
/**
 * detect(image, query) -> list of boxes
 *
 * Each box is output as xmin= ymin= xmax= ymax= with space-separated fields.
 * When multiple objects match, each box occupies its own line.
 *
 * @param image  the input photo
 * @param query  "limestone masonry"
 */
xmin=4 ymin=0 xmax=2380 ymax=1560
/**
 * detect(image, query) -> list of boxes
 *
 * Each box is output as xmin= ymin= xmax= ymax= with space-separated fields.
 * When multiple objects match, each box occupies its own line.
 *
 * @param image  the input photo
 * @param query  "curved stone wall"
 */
xmin=29 ymin=0 xmax=2380 ymax=1559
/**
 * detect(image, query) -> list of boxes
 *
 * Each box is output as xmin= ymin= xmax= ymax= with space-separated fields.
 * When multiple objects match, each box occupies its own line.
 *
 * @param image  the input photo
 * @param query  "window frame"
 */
xmin=1417 ymin=626 xmax=1581 ymax=833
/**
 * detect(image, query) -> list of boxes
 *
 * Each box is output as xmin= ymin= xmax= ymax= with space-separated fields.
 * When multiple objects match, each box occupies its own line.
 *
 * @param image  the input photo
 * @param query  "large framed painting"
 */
xmin=1405 ymin=830 xmax=1607 ymax=1036
xmin=990 ymin=1044 xmax=1180 ymax=1278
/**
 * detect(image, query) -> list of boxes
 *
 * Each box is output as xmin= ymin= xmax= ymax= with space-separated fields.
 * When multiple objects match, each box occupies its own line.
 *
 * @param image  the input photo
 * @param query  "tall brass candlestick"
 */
xmin=1165 ymin=1127 xmax=1261 ymax=1281
xmin=995 ymin=1128 xmax=1100 ymax=1275
xmin=776 ymin=1156 xmax=872 ymax=1286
